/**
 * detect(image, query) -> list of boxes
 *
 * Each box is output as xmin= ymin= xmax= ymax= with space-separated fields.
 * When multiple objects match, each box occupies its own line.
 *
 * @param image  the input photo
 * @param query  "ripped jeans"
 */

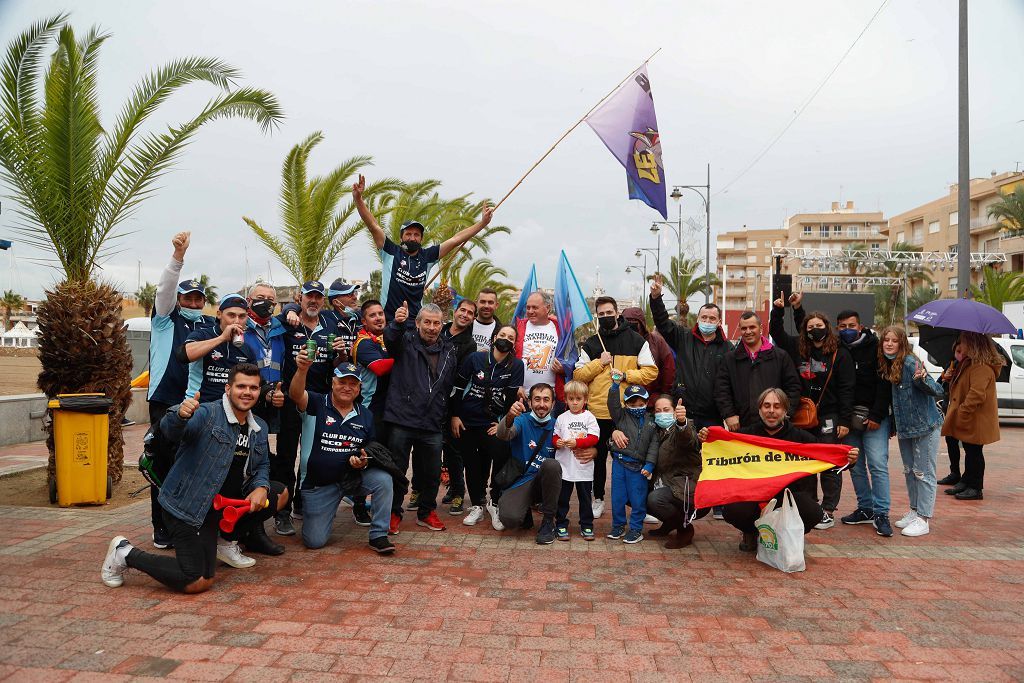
xmin=897 ymin=427 xmax=939 ymax=519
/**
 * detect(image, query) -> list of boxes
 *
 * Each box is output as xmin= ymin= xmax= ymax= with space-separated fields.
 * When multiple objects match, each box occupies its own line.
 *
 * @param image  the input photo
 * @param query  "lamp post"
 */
xmin=669 ymin=163 xmax=712 ymax=304
xmin=626 ymin=251 xmax=649 ymax=313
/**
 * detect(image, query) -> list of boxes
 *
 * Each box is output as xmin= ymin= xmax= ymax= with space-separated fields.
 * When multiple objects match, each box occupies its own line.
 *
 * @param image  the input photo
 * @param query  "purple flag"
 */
xmin=585 ymin=65 xmax=667 ymax=219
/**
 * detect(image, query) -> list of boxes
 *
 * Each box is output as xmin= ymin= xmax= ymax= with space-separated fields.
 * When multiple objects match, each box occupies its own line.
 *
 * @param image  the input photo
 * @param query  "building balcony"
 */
xmin=970 ymin=216 xmax=997 ymax=232
xmin=999 ymin=230 xmax=1024 ymax=254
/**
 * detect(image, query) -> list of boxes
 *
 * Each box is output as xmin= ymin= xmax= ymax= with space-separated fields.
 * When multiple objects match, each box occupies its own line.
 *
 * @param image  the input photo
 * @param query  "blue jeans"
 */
xmin=388 ymin=424 xmax=443 ymax=519
xmin=300 ymin=468 xmax=394 ymax=549
xmin=610 ymin=458 xmax=648 ymax=532
xmin=845 ymin=416 xmax=891 ymax=515
xmin=897 ymin=427 xmax=939 ymax=519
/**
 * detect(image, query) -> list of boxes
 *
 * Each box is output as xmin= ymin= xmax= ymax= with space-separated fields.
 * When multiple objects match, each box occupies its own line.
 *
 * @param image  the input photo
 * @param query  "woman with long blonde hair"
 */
xmin=940 ymin=331 xmax=1004 ymax=500
xmin=877 ymin=326 xmax=944 ymax=537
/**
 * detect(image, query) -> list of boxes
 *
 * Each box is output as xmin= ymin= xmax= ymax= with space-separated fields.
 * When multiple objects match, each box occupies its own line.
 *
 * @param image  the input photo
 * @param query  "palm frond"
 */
xmin=0 ymin=13 xmax=66 ymax=141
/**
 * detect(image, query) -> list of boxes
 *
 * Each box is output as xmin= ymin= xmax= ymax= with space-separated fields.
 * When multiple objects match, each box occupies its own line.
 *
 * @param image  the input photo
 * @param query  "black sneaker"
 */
xmin=368 ymin=536 xmax=396 ymax=554
xmin=936 ymin=473 xmax=961 ymax=486
xmin=841 ymin=508 xmax=874 ymax=525
xmin=352 ymin=505 xmax=372 ymax=527
xmin=536 ymin=517 xmax=556 ymax=545
xmin=152 ymin=527 xmax=173 ymax=549
xmin=274 ymin=511 xmax=296 ymax=536
xmin=873 ymin=513 xmax=893 ymax=537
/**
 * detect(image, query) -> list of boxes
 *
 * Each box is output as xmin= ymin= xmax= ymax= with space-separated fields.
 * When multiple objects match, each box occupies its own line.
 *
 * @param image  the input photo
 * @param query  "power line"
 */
xmin=715 ymin=0 xmax=891 ymax=196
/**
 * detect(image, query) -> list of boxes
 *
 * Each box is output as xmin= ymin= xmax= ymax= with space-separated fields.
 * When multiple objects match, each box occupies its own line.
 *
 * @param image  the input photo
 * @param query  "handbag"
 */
xmin=492 ymin=426 xmax=551 ymax=491
xmin=849 ymin=405 xmax=871 ymax=431
xmin=755 ymin=488 xmax=806 ymax=573
xmin=791 ymin=350 xmax=837 ymax=429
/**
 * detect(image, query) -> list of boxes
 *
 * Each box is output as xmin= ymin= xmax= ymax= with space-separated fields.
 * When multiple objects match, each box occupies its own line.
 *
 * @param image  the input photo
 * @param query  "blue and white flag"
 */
xmin=553 ymin=251 xmax=593 ymax=369
xmin=512 ymin=264 xmax=538 ymax=328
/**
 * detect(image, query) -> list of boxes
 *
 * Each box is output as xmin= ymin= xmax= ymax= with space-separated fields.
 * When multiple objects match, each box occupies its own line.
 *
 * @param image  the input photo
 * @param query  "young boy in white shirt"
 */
xmin=553 ymin=381 xmax=601 ymax=540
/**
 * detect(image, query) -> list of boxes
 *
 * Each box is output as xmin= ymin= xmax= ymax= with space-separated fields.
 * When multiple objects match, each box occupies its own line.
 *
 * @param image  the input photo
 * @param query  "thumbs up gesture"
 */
xmin=270 ymin=382 xmax=284 ymax=408
xmin=508 ymin=398 xmax=526 ymax=419
xmin=179 ymin=392 xmax=200 ymax=419
xmin=674 ymin=398 xmax=687 ymax=424
xmin=394 ymin=300 xmax=409 ymax=324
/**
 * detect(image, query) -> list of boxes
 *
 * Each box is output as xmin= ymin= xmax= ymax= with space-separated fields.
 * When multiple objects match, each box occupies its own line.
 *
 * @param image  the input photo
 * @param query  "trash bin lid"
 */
xmin=47 ymin=393 xmax=113 ymax=414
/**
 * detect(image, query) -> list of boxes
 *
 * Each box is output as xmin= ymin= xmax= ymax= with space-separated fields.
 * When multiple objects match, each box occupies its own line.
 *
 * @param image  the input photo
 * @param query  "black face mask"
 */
xmin=249 ymin=299 xmax=275 ymax=319
xmin=598 ymin=316 xmax=617 ymax=332
xmin=806 ymin=327 xmax=827 ymax=343
xmin=493 ymin=338 xmax=514 ymax=354
xmin=401 ymin=240 xmax=420 ymax=253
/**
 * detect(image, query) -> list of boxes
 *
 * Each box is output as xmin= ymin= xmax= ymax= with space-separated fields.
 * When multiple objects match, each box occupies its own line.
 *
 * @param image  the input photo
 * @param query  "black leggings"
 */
xmin=457 ymin=426 xmax=510 ymax=507
xmin=272 ymin=402 xmax=302 ymax=513
xmin=126 ymin=482 xmax=283 ymax=592
xmin=961 ymin=441 xmax=985 ymax=490
xmin=944 ymin=436 xmax=962 ymax=478
xmin=147 ymin=402 xmax=174 ymax=531
xmin=722 ymin=489 xmax=822 ymax=535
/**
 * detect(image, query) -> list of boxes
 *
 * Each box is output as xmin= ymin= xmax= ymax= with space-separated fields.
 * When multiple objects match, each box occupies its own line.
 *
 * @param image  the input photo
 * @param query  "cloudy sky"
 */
xmin=1 ymin=1 xmax=1022 ymax=304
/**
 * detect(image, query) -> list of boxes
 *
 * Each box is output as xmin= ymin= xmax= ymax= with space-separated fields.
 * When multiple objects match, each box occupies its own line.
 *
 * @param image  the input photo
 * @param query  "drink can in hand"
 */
xmin=306 ymin=338 xmax=317 ymax=359
xmin=232 ymin=332 xmax=245 ymax=348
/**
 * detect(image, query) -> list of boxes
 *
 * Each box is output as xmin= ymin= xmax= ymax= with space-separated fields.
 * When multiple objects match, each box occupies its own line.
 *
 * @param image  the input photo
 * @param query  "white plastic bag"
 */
xmin=755 ymin=488 xmax=806 ymax=573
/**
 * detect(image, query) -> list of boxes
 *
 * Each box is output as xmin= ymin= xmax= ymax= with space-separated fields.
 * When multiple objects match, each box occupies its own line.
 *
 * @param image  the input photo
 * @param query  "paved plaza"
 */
xmin=0 ymin=423 xmax=1022 ymax=682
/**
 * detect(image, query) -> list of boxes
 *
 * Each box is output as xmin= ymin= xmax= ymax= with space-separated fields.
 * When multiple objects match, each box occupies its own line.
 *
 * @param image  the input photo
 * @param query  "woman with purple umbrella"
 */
xmin=940 ymin=332 xmax=1005 ymax=501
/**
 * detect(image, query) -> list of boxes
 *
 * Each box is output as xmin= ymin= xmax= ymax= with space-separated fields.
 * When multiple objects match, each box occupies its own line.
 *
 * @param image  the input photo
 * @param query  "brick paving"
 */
xmin=0 ymin=424 xmax=1022 ymax=681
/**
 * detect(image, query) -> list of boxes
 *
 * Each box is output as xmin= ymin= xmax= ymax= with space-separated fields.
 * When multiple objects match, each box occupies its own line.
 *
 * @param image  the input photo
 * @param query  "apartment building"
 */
xmin=715 ymin=227 xmax=789 ymax=311
xmin=885 ymin=171 xmax=1024 ymax=295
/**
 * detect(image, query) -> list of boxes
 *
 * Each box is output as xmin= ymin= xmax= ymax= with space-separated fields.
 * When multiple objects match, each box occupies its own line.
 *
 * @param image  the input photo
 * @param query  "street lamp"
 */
xmin=669 ymin=163 xmax=712 ymax=304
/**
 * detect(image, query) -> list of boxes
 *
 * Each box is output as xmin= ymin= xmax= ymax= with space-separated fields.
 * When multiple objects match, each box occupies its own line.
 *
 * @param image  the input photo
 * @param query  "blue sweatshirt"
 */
xmin=496 ymin=412 xmax=556 ymax=490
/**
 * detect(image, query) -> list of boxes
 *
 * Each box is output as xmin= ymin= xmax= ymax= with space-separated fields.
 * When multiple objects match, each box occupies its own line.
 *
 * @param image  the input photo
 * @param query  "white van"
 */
xmin=908 ymin=337 xmax=1024 ymax=418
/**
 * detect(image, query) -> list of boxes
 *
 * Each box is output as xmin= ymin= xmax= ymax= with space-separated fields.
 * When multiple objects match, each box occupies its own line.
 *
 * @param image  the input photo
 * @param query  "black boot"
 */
xmin=243 ymin=521 xmax=285 ymax=556
xmin=944 ymin=481 xmax=968 ymax=496
xmin=649 ymin=523 xmax=676 ymax=537
xmin=954 ymin=487 xmax=983 ymax=500
xmin=739 ymin=532 xmax=757 ymax=552
xmin=936 ymin=472 xmax=961 ymax=486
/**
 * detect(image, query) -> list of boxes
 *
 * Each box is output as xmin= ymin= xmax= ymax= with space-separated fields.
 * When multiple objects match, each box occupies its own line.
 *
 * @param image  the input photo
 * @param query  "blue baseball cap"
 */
xmin=400 ymin=220 xmax=425 ymax=234
xmin=623 ymin=385 xmax=650 ymax=402
xmin=301 ymin=280 xmax=326 ymax=296
xmin=218 ymin=293 xmax=248 ymax=311
xmin=177 ymin=279 xmax=206 ymax=295
xmin=328 ymin=278 xmax=360 ymax=300
xmin=333 ymin=363 xmax=360 ymax=380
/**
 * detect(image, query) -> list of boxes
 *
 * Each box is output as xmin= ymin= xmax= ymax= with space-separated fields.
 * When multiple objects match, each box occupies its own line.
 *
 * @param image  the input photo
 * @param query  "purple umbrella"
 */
xmin=906 ymin=298 xmax=1016 ymax=334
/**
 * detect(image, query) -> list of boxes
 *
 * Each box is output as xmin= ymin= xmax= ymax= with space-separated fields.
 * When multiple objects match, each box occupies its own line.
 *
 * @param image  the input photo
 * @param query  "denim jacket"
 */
xmin=159 ymin=394 xmax=270 ymax=527
xmin=890 ymin=355 xmax=945 ymax=439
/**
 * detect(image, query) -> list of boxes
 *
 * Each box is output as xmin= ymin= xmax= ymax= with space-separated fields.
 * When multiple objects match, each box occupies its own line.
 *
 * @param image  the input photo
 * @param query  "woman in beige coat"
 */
xmin=940 ymin=332 xmax=1004 ymax=500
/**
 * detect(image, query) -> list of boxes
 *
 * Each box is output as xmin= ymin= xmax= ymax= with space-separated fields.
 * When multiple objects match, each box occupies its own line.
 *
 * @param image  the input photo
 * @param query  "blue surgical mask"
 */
xmin=627 ymin=406 xmax=647 ymax=420
xmin=179 ymin=306 xmax=203 ymax=322
xmin=884 ymin=352 xmax=898 ymax=360
xmin=530 ymin=411 xmax=551 ymax=424
xmin=654 ymin=413 xmax=675 ymax=429
xmin=698 ymin=322 xmax=717 ymax=336
xmin=839 ymin=328 xmax=859 ymax=344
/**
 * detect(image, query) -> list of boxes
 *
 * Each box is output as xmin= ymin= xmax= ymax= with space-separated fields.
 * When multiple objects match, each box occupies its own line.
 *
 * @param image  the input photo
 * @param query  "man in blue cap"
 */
xmin=146 ymin=231 xmax=215 ymax=550
xmin=351 ymin=174 xmax=495 ymax=323
xmin=288 ymin=357 xmax=398 ymax=555
xmin=272 ymin=280 xmax=341 ymax=535
xmin=328 ymin=279 xmax=361 ymax=362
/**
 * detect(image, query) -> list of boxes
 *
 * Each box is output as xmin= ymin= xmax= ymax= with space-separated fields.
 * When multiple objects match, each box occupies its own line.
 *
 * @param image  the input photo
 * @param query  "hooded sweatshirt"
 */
xmin=621 ymin=307 xmax=675 ymax=405
xmin=573 ymin=315 xmax=658 ymax=420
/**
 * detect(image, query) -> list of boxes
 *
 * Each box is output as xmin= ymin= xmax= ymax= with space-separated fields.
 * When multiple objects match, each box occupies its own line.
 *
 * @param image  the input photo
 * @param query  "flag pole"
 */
xmin=425 ymin=49 xmax=661 ymax=291
xmin=493 ymin=47 xmax=662 ymax=211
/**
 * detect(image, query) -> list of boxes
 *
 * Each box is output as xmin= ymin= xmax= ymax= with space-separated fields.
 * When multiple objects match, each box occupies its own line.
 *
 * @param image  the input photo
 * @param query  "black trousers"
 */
xmin=961 ymin=441 xmax=985 ymax=490
xmin=944 ymin=436 xmax=962 ymax=478
xmin=147 ymin=401 xmax=174 ymax=531
xmin=457 ymin=425 xmax=510 ymax=507
xmin=388 ymin=425 xmax=443 ymax=520
xmin=722 ymin=489 xmax=822 ymax=535
xmin=497 ymin=459 xmax=562 ymax=528
xmin=126 ymin=482 xmax=283 ymax=593
xmin=272 ymin=400 xmax=302 ymax=513
xmin=646 ymin=486 xmax=710 ymax=530
xmin=593 ymin=418 xmax=615 ymax=501
xmin=810 ymin=415 xmax=842 ymax=512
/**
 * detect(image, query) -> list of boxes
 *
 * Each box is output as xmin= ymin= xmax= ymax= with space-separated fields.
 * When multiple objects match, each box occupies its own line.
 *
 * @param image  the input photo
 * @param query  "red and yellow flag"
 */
xmin=694 ymin=427 xmax=851 ymax=508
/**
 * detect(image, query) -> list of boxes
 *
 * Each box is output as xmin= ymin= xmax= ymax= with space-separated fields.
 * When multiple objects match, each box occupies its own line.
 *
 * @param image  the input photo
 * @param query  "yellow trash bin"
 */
xmin=47 ymin=393 xmax=113 ymax=506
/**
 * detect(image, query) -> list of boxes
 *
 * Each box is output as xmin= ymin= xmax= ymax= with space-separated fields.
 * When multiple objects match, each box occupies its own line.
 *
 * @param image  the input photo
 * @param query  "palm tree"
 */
xmin=0 ymin=289 xmax=26 ymax=330
xmin=971 ymin=266 xmax=1024 ymax=311
xmin=359 ymin=269 xmax=382 ymax=304
xmin=244 ymin=132 xmax=404 ymax=284
xmin=865 ymin=242 xmax=934 ymax=325
xmin=650 ymin=256 xmax=721 ymax=306
xmin=134 ymin=282 xmax=157 ymax=317
xmin=0 ymin=16 xmax=282 ymax=485
xmin=842 ymin=242 xmax=868 ymax=292
xmin=988 ymin=185 xmax=1024 ymax=236
xmin=195 ymin=274 xmax=218 ymax=306
xmin=447 ymin=258 xmax=514 ymax=302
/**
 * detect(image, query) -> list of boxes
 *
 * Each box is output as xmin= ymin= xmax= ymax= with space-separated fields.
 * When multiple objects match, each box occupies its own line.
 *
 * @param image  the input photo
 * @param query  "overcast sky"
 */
xmin=1 ymin=1 xmax=1022 ymax=304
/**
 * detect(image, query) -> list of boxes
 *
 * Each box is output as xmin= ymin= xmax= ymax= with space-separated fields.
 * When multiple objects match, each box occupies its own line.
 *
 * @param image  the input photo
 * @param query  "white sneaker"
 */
xmin=814 ymin=511 xmax=835 ymax=530
xmin=217 ymin=540 xmax=256 ymax=568
xmin=643 ymin=514 xmax=660 ymax=524
xmin=894 ymin=510 xmax=918 ymax=529
xmin=486 ymin=500 xmax=505 ymax=531
xmin=592 ymin=498 xmax=605 ymax=519
xmin=463 ymin=505 xmax=485 ymax=526
xmin=901 ymin=517 xmax=930 ymax=537
xmin=101 ymin=536 xmax=131 ymax=588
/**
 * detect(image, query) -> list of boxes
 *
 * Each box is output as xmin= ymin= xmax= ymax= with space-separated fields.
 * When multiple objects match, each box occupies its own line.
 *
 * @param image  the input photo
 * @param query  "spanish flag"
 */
xmin=694 ymin=427 xmax=851 ymax=508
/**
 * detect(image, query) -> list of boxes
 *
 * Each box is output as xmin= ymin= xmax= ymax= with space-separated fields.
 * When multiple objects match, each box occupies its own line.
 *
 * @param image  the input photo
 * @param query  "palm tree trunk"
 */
xmin=36 ymin=281 xmax=134 ymax=485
